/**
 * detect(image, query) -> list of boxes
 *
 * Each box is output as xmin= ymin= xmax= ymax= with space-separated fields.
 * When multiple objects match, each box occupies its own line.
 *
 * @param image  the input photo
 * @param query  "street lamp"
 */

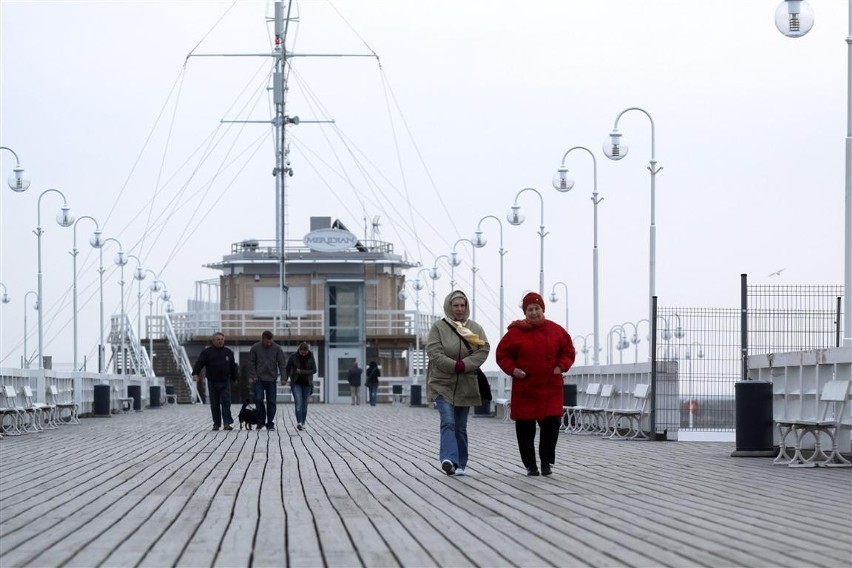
xmin=507 ymin=187 xmax=547 ymax=295
xmin=658 ymin=313 xmax=685 ymax=360
xmin=573 ymin=334 xmax=590 ymax=366
xmin=775 ymin=0 xmax=850 ymax=348
xmin=429 ymin=254 xmax=453 ymax=316
xmin=606 ymin=324 xmax=629 ymax=365
xmin=553 ymin=146 xmax=603 ymax=365
xmin=98 ymin=237 xmax=124 ymax=373
xmin=0 ymin=282 xmax=9 ymax=304
xmin=452 ymin=238 xmax=476 ymax=317
xmin=474 ymin=215 xmax=506 ymax=334
xmin=23 ymin=291 xmax=38 ymax=368
xmin=603 ymin=108 xmax=662 ymax=352
xmin=399 ymin=278 xmax=425 ymax=383
xmin=548 ymin=281 xmax=570 ymax=331
xmin=71 ymin=216 xmax=101 ymax=371
xmin=0 ymin=146 xmax=31 ymax=192
xmin=35 ymin=189 xmax=74 ymax=369
xmin=774 ymin=0 xmax=815 ymax=37
xmin=127 ymin=254 xmax=147 ymax=348
xmin=145 ymin=272 xmax=164 ymax=358
xmin=685 ymin=341 xmax=705 ymax=360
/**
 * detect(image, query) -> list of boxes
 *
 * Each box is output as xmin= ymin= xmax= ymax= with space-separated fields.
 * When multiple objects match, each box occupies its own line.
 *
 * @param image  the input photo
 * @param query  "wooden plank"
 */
xmin=1 ymin=403 xmax=851 ymax=568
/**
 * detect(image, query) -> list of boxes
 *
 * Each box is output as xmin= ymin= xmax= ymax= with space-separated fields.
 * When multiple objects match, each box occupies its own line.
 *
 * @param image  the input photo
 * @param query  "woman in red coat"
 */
xmin=496 ymin=292 xmax=576 ymax=476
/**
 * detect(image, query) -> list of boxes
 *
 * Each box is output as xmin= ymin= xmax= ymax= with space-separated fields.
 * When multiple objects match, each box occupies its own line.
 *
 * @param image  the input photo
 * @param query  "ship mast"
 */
xmin=190 ymin=1 xmax=377 ymax=314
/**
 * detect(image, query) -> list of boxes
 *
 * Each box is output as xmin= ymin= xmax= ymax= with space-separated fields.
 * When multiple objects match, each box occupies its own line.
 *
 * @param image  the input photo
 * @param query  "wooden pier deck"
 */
xmin=1 ymin=403 xmax=850 ymax=568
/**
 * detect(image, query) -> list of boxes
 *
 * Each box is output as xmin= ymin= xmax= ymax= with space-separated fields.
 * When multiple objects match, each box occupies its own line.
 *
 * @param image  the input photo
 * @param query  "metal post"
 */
xmin=650 ymin=296 xmax=658 ymax=440
xmin=845 ymin=0 xmax=852 ymax=348
xmin=741 ymin=273 xmax=749 ymax=381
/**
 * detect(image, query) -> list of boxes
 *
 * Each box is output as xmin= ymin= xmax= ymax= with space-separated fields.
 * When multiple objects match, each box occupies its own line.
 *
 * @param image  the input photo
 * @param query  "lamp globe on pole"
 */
xmin=0 ymin=146 xmax=31 ymax=192
xmin=774 ymin=0 xmax=815 ymax=37
xmin=551 ymin=165 xmax=575 ymax=192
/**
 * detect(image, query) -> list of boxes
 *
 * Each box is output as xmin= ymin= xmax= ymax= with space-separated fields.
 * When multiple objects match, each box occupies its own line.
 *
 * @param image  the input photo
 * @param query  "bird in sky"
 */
xmin=767 ymin=268 xmax=786 ymax=277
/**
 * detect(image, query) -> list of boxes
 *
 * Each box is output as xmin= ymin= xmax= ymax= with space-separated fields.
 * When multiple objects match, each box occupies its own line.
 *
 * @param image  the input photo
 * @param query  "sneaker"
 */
xmin=441 ymin=460 xmax=456 ymax=476
xmin=526 ymin=466 xmax=540 ymax=476
xmin=296 ymin=423 xmax=303 ymax=431
xmin=267 ymin=424 xmax=275 ymax=430
xmin=212 ymin=426 xmax=220 ymax=431
xmin=223 ymin=424 xmax=233 ymax=431
xmin=454 ymin=467 xmax=466 ymax=476
xmin=541 ymin=464 xmax=552 ymax=476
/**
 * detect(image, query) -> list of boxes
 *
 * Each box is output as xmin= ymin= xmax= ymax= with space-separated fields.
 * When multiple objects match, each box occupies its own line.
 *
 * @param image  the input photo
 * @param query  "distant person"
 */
xmin=286 ymin=342 xmax=317 ymax=431
xmin=192 ymin=331 xmax=238 ymax=431
xmin=426 ymin=290 xmax=490 ymax=477
xmin=347 ymin=361 xmax=363 ymax=405
xmin=496 ymin=292 xmax=576 ymax=476
xmin=365 ymin=361 xmax=381 ymax=407
xmin=249 ymin=330 xmax=287 ymax=430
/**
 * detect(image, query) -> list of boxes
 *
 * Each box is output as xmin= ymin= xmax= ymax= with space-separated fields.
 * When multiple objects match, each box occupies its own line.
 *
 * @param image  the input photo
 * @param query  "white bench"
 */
xmin=607 ymin=383 xmax=650 ymax=441
xmin=774 ymin=380 xmax=851 ymax=468
xmin=48 ymin=385 xmax=80 ymax=424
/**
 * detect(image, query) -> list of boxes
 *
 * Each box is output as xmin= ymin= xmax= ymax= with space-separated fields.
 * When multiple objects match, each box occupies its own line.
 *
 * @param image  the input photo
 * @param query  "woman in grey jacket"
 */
xmin=426 ymin=290 xmax=490 ymax=476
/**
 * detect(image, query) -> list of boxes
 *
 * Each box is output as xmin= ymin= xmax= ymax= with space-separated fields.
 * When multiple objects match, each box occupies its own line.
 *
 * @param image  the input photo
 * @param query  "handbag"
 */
xmin=443 ymin=321 xmax=492 ymax=401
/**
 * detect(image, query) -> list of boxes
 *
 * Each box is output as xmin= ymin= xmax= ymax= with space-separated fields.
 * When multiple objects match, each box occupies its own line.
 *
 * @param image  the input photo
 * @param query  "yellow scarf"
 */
xmin=445 ymin=317 xmax=486 ymax=346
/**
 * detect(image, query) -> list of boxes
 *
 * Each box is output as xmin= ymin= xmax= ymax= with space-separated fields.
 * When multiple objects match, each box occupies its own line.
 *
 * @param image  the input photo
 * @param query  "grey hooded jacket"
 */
xmin=426 ymin=290 xmax=490 ymax=406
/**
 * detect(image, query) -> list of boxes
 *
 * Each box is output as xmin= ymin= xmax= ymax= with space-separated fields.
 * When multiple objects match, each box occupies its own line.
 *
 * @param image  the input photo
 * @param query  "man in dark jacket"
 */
xmin=249 ymin=330 xmax=287 ymax=430
xmin=347 ymin=361 xmax=363 ymax=405
xmin=192 ymin=332 xmax=238 ymax=431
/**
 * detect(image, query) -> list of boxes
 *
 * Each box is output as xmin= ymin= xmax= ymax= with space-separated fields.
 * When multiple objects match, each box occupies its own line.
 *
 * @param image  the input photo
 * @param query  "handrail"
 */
xmin=164 ymin=312 xmax=202 ymax=403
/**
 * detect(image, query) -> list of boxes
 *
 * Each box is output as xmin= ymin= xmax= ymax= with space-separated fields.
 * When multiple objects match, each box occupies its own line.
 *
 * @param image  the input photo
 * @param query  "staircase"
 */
xmin=109 ymin=313 xmax=202 ymax=404
xmin=107 ymin=314 xmax=153 ymax=377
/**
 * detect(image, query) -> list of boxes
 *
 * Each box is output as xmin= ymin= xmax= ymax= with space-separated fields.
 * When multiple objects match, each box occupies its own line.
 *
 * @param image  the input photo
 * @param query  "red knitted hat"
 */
xmin=522 ymin=292 xmax=545 ymax=312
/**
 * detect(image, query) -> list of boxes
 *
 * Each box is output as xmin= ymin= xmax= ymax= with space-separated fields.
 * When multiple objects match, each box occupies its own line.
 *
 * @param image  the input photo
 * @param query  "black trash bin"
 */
xmin=409 ymin=384 xmax=423 ymax=407
xmin=562 ymin=384 xmax=577 ymax=428
xmin=127 ymin=384 xmax=142 ymax=411
xmin=731 ymin=380 xmax=775 ymax=457
xmin=165 ymin=385 xmax=176 ymax=396
xmin=93 ymin=384 xmax=111 ymax=417
xmin=473 ymin=401 xmax=492 ymax=416
xmin=149 ymin=386 xmax=162 ymax=408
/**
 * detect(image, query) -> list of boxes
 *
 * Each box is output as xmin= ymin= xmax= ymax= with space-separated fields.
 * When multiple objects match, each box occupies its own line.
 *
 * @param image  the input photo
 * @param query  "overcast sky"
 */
xmin=0 ymin=0 xmax=846 ymax=369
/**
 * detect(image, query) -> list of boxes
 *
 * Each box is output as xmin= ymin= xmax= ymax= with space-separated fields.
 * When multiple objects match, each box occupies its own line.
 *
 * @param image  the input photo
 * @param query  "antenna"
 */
xmin=371 ymin=215 xmax=381 ymax=241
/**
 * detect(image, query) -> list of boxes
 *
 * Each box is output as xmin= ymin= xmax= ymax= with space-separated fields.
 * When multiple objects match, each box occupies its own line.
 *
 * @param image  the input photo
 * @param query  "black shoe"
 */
xmin=441 ymin=460 xmax=456 ymax=476
xmin=541 ymin=464 xmax=552 ymax=476
xmin=267 ymin=424 xmax=275 ymax=430
xmin=526 ymin=466 xmax=540 ymax=476
xmin=223 ymin=424 xmax=233 ymax=431
xmin=212 ymin=426 xmax=220 ymax=431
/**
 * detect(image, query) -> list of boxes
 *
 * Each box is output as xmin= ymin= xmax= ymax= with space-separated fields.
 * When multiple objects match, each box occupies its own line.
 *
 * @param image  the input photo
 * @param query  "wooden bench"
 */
xmin=774 ymin=380 xmax=851 ymax=468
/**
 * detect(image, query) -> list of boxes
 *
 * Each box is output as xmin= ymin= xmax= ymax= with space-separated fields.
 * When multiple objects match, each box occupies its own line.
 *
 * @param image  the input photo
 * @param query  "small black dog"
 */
xmin=238 ymin=400 xmax=259 ymax=430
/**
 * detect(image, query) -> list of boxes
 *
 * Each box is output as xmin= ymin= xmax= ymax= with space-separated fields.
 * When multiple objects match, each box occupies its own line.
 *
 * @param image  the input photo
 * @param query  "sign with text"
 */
xmin=303 ymin=228 xmax=358 ymax=252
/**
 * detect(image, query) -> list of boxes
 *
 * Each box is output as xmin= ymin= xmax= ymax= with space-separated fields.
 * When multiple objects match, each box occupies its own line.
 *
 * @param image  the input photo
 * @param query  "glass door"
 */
xmin=327 ymin=348 xmax=363 ymax=404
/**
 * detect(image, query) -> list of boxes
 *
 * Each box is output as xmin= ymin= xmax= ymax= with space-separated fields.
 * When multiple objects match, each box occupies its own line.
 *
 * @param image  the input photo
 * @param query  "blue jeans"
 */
xmin=253 ymin=380 xmax=277 ymax=427
xmin=208 ymin=381 xmax=233 ymax=427
xmin=292 ymin=383 xmax=311 ymax=424
xmin=434 ymin=396 xmax=470 ymax=469
xmin=367 ymin=385 xmax=378 ymax=406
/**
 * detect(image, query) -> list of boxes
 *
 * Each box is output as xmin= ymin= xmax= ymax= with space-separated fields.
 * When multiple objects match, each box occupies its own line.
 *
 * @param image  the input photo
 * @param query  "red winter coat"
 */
xmin=496 ymin=319 xmax=576 ymax=420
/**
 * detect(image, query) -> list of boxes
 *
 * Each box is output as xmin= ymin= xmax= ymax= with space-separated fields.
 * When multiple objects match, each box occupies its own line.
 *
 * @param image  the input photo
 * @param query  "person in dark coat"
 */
xmin=249 ymin=330 xmax=287 ymax=430
xmin=347 ymin=361 xmax=363 ymax=405
xmin=496 ymin=292 xmax=575 ymax=476
xmin=286 ymin=342 xmax=317 ymax=431
xmin=192 ymin=332 xmax=239 ymax=431
xmin=365 ymin=361 xmax=381 ymax=407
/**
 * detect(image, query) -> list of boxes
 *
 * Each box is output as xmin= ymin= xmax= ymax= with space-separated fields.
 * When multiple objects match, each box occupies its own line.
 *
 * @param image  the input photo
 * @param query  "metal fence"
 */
xmin=653 ymin=278 xmax=844 ymax=433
